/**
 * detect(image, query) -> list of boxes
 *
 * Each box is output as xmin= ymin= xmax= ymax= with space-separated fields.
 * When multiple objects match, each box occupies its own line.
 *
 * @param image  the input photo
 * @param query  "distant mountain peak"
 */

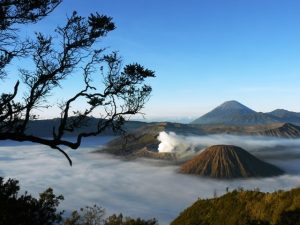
xmin=216 ymin=100 xmax=254 ymax=112
xmin=272 ymin=109 xmax=289 ymax=112
xmin=191 ymin=101 xmax=300 ymax=126
xmin=191 ymin=100 xmax=272 ymax=125
xmin=220 ymin=100 xmax=246 ymax=106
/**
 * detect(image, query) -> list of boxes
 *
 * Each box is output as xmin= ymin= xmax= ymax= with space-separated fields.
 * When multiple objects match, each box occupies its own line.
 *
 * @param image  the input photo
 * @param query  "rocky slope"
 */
xmin=131 ymin=147 xmax=176 ymax=160
xmin=179 ymin=145 xmax=284 ymax=178
xmin=254 ymin=123 xmax=300 ymax=138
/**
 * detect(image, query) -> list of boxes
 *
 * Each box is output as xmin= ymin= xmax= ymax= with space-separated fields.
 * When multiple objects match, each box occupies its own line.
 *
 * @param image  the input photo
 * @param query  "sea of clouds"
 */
xmin=1 ymin=134 xmax=300 ymax=225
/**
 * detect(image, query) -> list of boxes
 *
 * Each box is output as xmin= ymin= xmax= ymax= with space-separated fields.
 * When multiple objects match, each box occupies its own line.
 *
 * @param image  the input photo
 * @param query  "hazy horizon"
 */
xmin=27 ymin=99 xmax=300 ymax=123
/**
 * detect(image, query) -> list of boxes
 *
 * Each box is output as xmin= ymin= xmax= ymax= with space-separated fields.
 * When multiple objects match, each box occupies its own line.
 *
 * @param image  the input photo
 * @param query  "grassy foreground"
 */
xmin=171 ymin=187 xmax=300 ymax=225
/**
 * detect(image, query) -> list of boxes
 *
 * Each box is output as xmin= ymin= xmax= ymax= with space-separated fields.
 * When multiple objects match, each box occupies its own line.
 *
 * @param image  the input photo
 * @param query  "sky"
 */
xmin=3 ymin=0 xmax=300 ymax=121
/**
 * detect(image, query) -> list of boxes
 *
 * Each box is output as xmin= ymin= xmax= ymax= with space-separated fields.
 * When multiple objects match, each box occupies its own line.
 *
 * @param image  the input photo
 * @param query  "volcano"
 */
xmin=191 ymin=100 xmax=280 ymax=125
xmin=180 ymin=145 xmax=284 ymax=178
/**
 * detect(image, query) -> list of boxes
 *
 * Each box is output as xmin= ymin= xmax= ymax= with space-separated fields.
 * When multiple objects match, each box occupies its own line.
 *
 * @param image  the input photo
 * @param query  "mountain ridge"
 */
xmin=254 ymin=122 xmax=300 ymax=138
xmin=267 ymin=109 xmax=300 ymax=124
xmin=191 ymin=100 xmax=300 ymax=126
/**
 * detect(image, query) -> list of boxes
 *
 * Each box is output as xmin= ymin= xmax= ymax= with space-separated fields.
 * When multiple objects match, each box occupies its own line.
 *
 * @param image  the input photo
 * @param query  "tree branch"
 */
xmin=0 ymin=4 xmax=155 ymax=165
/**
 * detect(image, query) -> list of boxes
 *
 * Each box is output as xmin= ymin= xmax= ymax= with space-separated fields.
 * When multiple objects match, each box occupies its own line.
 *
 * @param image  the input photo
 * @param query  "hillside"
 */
xmin=192 ymin=122 xmax=300 ymax=138
xmin=180 ymin=145 xmax=284 ymax=178
xmin=171 ymin=188 xmax=300 ymax=225
xmin=254 ymin=123 xmax=300 ymax=138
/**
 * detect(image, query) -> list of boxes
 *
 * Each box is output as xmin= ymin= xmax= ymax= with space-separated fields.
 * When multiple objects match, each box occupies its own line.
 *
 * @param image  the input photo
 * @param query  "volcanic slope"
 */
xmin=180 ymin=145 xmax=284 ymax=178
xmin=96 ymin=122 xmax=204 ymax=159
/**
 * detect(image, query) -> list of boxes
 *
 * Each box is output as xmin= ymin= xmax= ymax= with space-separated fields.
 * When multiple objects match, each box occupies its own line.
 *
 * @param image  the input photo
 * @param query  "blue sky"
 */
xmin=4 ymin=0 xmax=300 ymax=121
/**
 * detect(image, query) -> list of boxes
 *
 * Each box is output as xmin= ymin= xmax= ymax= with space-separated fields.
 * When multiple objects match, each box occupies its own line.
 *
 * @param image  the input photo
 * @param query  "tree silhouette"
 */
xmin=0 ymin=177 xmax=159 ymax=225
xmin=0 ymin=1 xmax=155 ymax=165
xmin=104 ymin=214 xmax=158 ymax=225
xmin=0 ymin=177 xmax=64 ymax=225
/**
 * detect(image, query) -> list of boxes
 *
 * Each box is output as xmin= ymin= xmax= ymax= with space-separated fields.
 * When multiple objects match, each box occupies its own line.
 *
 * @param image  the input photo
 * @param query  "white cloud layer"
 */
xmin=1 ymin=135 xmax=300 ymax=225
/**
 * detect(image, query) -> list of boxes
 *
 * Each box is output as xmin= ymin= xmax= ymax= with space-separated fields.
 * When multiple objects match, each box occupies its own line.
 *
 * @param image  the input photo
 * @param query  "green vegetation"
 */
xmin=171 ymin=188 xmax=300 ymax=225
xmin=0 ymin=177 xmax=64 ymax=225
xmin=65 ymin=205 xmax=157 ymax=225
xmin=0 ymin=177 xmax=157 ymax=225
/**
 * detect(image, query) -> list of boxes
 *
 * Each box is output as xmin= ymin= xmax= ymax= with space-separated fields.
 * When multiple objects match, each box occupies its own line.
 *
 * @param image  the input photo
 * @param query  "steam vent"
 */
xmin=180 ymin=145 xmax=284 ymax=179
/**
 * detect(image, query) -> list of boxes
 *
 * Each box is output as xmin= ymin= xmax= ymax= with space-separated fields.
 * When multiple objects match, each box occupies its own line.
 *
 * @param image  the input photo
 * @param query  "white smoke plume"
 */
xmin=157 ymin=131 xmax=198 ymax=154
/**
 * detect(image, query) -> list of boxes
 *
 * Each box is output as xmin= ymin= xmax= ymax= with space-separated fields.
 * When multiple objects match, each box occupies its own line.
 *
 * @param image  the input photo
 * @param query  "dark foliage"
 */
xmin=64 ymin=207 xmax=158 ymax=225
xmin=0 ymin=177 xmax=159 ymax=225
xmin=0 ymin=177 xmax=64 ymax=225
xmin=0 ymin=1 xmax=155 ymax=165
xmin=0 ymin=0 xmax=62 ymax=78
xmin=104 ymin=214 xmax=158 ymax=225
xmin=64 ymin=205 xmax=106 ymax=225
xmin=276 ymin=209 xmax=300 ymax=225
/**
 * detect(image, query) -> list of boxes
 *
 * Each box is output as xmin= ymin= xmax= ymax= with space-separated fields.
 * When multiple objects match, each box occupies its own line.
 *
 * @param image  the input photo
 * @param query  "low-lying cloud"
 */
xmin=1 ymin=136 xmax=300 ymax=225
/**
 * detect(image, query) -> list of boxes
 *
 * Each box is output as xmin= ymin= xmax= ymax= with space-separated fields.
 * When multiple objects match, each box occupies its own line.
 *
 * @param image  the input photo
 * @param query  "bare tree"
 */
xmin=0 ymin=1 xmax=155 ymax=165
